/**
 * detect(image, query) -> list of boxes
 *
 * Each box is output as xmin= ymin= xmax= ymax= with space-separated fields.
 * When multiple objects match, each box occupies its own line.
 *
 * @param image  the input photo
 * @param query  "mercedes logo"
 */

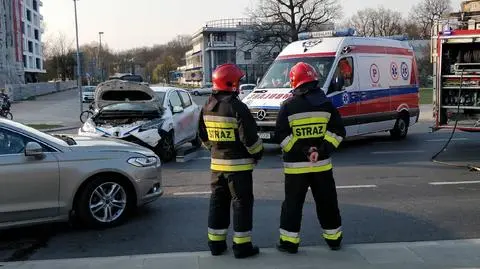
xmin=257 ymin=110 xmax=267 ymax=121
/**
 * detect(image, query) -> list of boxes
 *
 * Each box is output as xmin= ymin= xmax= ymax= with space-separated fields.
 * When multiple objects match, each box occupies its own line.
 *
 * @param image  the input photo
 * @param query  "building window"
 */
xmin=35 ymin=43 xmax=39 ymax=55
xmin=36 ymin=58 xmax=41 ymax=69
xmin=29 ymin=56 xmax=33 ymax=68
xmin=26 ymin=9 xmax=31 ymax=21
xmin=28 ymin=41 xmax=33 ymax=53
xmin=21 ymin=22 xmax=25 ymax=34
xmin=244 ymin=51 xmax=252 ymax=60
xmin=27 ymin=25 xmax=31 ymax=37
xmin=33 ymin=0 xmax=38 ymax=11
xmin=34 ymin=14 xmax=38 ymax=26
xmin=34 ymin=29 xmax=39 ymax=40
xmin=23 ymin=55 xmax=27 ymax=68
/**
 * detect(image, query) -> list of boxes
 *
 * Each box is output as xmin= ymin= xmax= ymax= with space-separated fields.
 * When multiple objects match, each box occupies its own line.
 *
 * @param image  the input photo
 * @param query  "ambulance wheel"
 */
xmin=390 ymin=115 xmax=409 ymax=140
xmin=155 ymin=132 xmax=175 ymax=162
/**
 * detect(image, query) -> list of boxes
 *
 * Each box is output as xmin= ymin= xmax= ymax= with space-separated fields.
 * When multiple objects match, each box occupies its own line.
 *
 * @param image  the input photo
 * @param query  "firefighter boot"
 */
xmin=276 ymin=239 xmax=299 ymax=254
xmin=325 ymin=235 xmax=343 ymax=251
xmin=208 ymin=241 xmax=227 ymax=256
xmin=232 ymin=242 xmax=259 ymax=259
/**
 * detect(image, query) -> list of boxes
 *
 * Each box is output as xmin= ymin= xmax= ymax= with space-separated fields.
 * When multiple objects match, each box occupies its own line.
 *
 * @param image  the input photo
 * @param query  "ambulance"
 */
xmin=242 ymin=28 xmax=420 ymax=143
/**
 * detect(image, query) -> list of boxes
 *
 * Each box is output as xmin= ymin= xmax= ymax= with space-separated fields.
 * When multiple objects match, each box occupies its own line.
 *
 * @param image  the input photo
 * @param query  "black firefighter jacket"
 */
xmin=275 ymin=85 xmax=346 ymax=174
xmin=198 ymin=92 xmax=264 ymax=172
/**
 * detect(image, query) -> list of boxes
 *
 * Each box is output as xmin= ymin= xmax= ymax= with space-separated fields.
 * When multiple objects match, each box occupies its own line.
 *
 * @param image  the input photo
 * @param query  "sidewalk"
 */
xmin=419 ymin=104 xmax=433 ymax=121
xmin=2 ymin=239 xmax=480 ymax=269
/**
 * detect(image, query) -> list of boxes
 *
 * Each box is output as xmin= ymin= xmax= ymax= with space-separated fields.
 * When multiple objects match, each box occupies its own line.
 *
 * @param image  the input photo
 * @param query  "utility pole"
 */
xmin=99 ymin=31 xmax=104 ymax=81
xmin=73 ymin=0 xmax=82 ymax=113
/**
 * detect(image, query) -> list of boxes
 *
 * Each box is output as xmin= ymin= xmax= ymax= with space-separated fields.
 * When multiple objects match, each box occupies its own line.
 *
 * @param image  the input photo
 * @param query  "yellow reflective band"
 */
xmin=284 ymin=163 xmax=333 ymax=174
xmin=323 ymin=231 xmax=342 ymax=240
xmin=288 ymin=112 xmax=331 ymax=122
xmin=211 ymin=163 xmax=254 ymax=172
xmin=203 ymin=115 xmax=238 ymax=123
xmin=208 ymin=233 xmax=227 ymax=241
xmin=324 ymin=131 xmax=343 ymax=148
xmin=207 ymin=128 xmax=235 ymax=142
xmin=247 ymin=139 xmax=263 ymax=155
xmin=280 ymin=235 xmax=300 ymax=244
xmin=281 ymin=135 xmax=297 ymax=153
xmin=292 ymin=123 xmax=326 ymax=139
xmin=290 ymin=117 xmax=329 ymax=127
xmin=233 ymin=236 xmax=252 ymax=244
xmin=205 ymin=121 xmax=238 ymax=129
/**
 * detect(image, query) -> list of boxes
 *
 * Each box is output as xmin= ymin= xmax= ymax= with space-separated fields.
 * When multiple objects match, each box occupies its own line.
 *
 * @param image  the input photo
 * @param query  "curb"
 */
xmin=2 ymin=238 xmax=480 ymax=266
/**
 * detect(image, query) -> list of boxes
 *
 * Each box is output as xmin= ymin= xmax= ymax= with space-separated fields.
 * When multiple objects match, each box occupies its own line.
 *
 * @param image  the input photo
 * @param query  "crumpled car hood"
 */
xmin=94 ymin=79 xmax=158 ymax=109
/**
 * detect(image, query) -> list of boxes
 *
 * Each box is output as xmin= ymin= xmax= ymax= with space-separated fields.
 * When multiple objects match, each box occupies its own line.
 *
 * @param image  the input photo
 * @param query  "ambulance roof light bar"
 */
xmin=298 ymin=28 xmax=357 ymax=40
xmin=381 ymin=34 xmax=409 ymax=41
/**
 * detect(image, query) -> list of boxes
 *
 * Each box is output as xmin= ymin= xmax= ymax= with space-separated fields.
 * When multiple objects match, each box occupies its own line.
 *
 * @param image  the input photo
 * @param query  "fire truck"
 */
xmin=431 ymin=0 xmax=480 ymax=132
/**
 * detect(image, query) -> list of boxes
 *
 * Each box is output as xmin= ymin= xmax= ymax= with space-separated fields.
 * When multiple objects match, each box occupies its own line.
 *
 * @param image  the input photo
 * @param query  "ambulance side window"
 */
xmin=328 ymin=57 xmax=354 ymax=94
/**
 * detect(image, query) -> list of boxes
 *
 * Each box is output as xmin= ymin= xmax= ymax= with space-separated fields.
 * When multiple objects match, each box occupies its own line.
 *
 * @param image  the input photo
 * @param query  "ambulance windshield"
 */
xmin=257 ymin=57 xmax=335 ymax=89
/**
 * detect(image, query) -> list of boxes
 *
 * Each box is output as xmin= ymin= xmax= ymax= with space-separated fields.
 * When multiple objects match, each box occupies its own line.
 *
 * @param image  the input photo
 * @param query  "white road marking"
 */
xmin=371 ymin=150 xmax=425 ymax=154
xmin=425 ymin=138 xmax=469 ymax=142
xmin=429 ymin=180 xmax=480 ymax=186
xmin=173 ymin=191 xmax=212 ymax=196
xmin=174 ymin=185 xmax=377 ymax=196
xmin=336 ymin=185 xmax=377 ymax=189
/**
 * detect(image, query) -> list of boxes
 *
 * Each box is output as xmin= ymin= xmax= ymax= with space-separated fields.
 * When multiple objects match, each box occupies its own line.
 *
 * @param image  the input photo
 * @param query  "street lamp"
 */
xmin=73 ymin=0 xmax=82 ymax=113
xmin=98 ymin=31 xmax=104 ymax=81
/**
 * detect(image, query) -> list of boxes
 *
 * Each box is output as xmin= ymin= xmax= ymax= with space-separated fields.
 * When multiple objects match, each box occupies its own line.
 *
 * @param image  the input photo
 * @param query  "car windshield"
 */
xmin=82 ymin=87 xmax=95 ymax=93
xmin=155 ymin=92 xmax=166 ymax=104
xmin=257 ymin=57 xmax=335 ymax=89
xmin=101 ymin=102 xmax=159 ymax=112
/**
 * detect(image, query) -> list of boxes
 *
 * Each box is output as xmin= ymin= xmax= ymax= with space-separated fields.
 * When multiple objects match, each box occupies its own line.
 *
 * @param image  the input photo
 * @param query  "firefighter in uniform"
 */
xmin=275 ymin=62 xmax=346 ymax=254
xmin=198 ymin=64 xmax=264 ymax=259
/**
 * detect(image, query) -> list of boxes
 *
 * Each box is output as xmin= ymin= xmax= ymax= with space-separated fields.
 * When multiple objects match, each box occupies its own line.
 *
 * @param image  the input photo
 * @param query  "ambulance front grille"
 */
xmin=250 ymin=108 xmax=279 ymax=122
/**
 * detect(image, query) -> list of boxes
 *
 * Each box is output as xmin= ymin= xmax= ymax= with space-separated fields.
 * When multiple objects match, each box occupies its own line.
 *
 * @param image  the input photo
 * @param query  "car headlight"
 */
xmin=127 ymin=156 xmax=159 ymax=167
xmin=81 ymin=119 xmax=96 ymax=133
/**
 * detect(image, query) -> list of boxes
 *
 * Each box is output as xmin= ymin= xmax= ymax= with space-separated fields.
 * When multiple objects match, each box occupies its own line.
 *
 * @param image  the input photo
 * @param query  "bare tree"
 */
xmin=409 ymin=0 xmax=452 ymax=38
xmin=346 ymin=7 xmax=404 ymax=37
xmin=243 ymin=0 xmax=341 ymax=61
xmin=43 ymin=32 xmax=76 ymax=81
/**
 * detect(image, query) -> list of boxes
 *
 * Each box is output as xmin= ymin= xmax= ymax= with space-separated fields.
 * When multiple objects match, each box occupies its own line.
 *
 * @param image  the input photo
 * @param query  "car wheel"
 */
xmin=76 ymin=176 xmax=134 ymax=229
xmin=191 ymin=132 xmax=202 ymax=148
xmin=193 ymin=91 xmax=199 ymax=96
xmin=390 ymin=114 xmax=409 ymax=140
xmin=155 ymin=132 xmax=175 ymax=162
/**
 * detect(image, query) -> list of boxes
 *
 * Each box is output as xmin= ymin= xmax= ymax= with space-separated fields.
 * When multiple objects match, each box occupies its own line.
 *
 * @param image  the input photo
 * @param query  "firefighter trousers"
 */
xmin=208 ymin=170 xmax=254 ymax=246
xmin=279 ymin=169 xmax=342 ymax=247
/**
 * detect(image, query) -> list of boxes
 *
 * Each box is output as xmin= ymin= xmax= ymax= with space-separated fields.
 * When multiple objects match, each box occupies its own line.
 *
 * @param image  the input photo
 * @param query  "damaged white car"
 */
xmin=78 ymin=80 xmax=201 ymax=162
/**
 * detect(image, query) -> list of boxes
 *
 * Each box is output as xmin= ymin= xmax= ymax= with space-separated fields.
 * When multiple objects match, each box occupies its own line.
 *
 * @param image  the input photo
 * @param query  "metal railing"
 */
xmin=192 ymin=18 xmax=254 ymax=37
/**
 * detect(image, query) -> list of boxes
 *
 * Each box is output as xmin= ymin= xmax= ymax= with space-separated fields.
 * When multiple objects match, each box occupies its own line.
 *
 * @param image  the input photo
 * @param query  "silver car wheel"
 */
xmin=89 ymin=182 xmax=127 ymax=223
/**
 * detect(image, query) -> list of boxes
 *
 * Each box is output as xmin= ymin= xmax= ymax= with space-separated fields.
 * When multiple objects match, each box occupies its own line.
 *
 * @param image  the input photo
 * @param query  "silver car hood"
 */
xmin=68 ymin=135 xmax=154 ymax=155
xmin=94 ymin=80 xmax=158 ymax=109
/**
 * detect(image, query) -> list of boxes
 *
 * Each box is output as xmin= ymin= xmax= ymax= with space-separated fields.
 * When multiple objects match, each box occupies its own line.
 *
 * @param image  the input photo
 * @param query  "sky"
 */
xmin=41 ymin=0 xmax=464 ymax=52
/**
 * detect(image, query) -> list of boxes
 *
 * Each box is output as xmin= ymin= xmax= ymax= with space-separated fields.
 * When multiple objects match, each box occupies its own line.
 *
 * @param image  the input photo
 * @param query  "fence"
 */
xmin=6 ymin=81 xmax=77 ymax=102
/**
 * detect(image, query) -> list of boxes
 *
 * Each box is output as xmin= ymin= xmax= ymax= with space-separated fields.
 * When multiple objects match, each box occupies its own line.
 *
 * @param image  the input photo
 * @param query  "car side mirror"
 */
xmin=24 ymin=142 xmax=44 ymax=158
xmin=328 ymin=74 xmax=346 ymax=95
xmin=172 ymin=106 xmax=184 ymax=114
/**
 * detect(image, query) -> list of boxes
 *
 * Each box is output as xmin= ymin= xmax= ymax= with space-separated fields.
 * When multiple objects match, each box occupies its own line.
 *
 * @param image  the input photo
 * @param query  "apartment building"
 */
xmin=0 ymin=0 xmax=45 ymax=87
xmin=0 ymin=0 xmax=24 ymax=87
xmin=22 ymin=0 xmax=46 ymax=82
xmin=180 ymin=18 xmax=271 ymax=87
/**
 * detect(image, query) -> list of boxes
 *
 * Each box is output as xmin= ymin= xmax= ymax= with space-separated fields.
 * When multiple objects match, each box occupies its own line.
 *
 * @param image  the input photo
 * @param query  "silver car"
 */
xmin=0 ymin=118 xmax=163 ymax=230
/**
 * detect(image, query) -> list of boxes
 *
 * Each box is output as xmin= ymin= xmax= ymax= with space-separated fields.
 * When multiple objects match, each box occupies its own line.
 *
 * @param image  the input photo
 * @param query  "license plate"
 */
xmin=258 ymin=132 xmax=271 ymax=139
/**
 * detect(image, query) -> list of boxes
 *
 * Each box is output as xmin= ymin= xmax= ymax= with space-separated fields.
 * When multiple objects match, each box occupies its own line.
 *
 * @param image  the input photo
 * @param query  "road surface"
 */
xmin=2 ymin=89 xmax=479 ymax=262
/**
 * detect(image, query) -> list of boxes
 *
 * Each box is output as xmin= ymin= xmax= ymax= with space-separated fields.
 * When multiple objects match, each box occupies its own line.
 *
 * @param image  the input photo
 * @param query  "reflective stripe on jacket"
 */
xmin=198 ymin=93 xmax=264 ymax=172
xmin=275 ymin=86 xmax=346 ymax=174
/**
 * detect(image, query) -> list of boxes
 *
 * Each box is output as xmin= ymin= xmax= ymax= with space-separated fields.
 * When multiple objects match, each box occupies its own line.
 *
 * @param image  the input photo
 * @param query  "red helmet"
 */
xmin=289 ymin=62 xmax=319 ymax=89
xmin=212 ymin=64 xmax=245 ymax=92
